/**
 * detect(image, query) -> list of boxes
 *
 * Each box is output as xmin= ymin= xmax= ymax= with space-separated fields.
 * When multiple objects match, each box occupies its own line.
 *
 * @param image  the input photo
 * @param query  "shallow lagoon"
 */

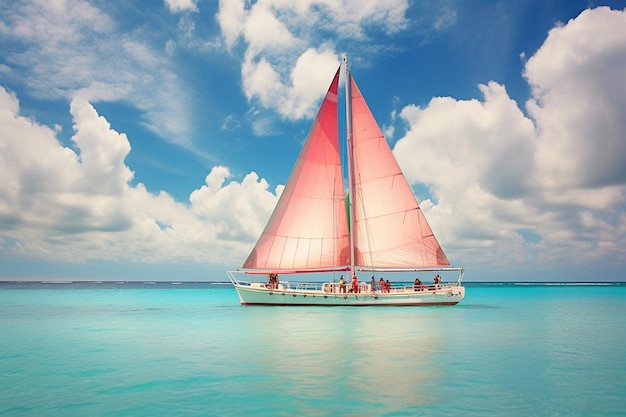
xmin=1 ymin=282 xmax=624 ymax=416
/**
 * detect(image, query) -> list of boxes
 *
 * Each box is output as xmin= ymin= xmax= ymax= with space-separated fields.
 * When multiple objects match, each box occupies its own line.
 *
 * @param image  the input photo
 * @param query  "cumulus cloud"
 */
xmin=242 ymin=47 xmax=340 ymax=121
xmin=0 ymin=86 xmax=279 ymax=265
xmin=164 ymin=0 xmax=198 ymax=13
xmin=190 ymin=167 xmax=282 ymax=241
xmin=394 ymin=7 xmax=626 ymax=271
xmin=394 ymin=82 xmax=539 ymax=269
xmin=216 ymin=0 xmax=410 ymax=126
xmin=397 ymin=82 xmax=535 ymax=200
xmin=525 ymin=7 xmax=626 ymax=190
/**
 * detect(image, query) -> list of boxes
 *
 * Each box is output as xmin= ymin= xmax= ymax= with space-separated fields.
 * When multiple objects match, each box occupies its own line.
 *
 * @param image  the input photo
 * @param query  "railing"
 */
xmin=401 ymin=282 xmax=458 ymax=292
xmin=227 ymin=271 xmax=462 ymax=293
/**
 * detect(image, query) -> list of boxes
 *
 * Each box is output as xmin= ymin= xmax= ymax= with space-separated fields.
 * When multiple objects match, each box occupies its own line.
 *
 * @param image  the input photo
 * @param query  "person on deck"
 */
xmin=384 ymin=280 xmax=391 ymax=293
xmin=413 ymin=278 xmax=423 ymax=291
xmin=266 ymin=274 xmax=271 ymax=289
xmin=379 ymin=277 xmax=385 ymax=291
xmin=370 ymin=276 xmax=376 ymax=292
xmin=339 ymin=275 xmax=346 ymax=293
xmin=351 ymin=274 xmax=359 ymax=294
xmin=434 ymin=274 xmax=441 ymax=286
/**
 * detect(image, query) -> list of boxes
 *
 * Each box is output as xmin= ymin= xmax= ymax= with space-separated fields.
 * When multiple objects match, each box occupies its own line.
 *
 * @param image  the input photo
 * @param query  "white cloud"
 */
xmin=525 ymin=6 xmax=626 ymax=190
xmin=216 ymin=0 xmax=410 ymax=123
xmin=190 ymin=167 xmax=282 ymax=241
xmin=393 ymin=7 xmax=626 ymax=272
xmin=242 ymin=47 xmax=340 ymax=124
xmin=244 ymin=3 xmax=298 ymax=55
xmin=0 ymin=86 xmax=279 ymax=266
xmin=433 ymin=8 xmax=457 ymax=31
xmin=394 ymin=82 xmax=540 ymax=270
xmin=217 ymin=0 xmax=246 ymax=49
xmin=164 ymin=0 xmax=198 ymax=13
xmin=397 ymin=82 xmax=535 ymax=200
xmin=0 ymin=0 xmax=192 ymax=147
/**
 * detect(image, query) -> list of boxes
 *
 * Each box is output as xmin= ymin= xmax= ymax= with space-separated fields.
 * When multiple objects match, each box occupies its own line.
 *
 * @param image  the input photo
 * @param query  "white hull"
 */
xmin=231 ymin=282 xmax=465 ymax=306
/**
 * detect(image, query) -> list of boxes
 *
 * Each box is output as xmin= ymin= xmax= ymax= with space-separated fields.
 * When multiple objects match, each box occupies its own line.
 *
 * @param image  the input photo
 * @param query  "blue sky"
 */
xmin=1 ymin=0 xmax=626 ymax=282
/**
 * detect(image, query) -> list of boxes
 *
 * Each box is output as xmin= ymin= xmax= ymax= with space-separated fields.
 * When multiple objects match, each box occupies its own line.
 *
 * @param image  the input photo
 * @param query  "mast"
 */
xmin=344 ymin=53 xmax=356 ymax=275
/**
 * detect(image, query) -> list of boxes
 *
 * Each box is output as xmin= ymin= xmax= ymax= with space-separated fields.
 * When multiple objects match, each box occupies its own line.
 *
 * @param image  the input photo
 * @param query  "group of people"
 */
xmin=338 ymin=274 xmax=361 ymax=293
xmin=349 ymin=274 xmax=441 ymax=293
xmin=269 ymin=271 xmax=442 ymax=294
xmin=336 ymin=274 xmax=392 ymax=293
xmin=373 ymin=276 xmax=392 ymax=293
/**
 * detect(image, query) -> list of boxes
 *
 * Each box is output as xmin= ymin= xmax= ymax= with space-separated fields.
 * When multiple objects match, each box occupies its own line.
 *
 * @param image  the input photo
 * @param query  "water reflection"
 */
xmin=227 ymin=307 xmax=449 ymax=414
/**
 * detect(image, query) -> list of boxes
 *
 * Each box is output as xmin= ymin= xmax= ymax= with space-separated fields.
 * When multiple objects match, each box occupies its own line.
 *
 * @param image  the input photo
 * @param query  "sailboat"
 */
xmin=227 ymin=55 xmax=465 ymax=306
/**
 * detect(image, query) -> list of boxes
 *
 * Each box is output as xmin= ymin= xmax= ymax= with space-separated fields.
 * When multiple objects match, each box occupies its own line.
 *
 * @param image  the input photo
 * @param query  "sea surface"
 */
xmin=1 ymin=281 xmax=624 ymax=417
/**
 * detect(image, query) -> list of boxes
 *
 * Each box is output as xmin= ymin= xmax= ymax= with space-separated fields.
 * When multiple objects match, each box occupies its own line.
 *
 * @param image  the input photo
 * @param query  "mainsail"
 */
xmin=243 ymin=69 xmax=350 ymax=271
xmin=348 ymin=77 xmax=450 ymax=269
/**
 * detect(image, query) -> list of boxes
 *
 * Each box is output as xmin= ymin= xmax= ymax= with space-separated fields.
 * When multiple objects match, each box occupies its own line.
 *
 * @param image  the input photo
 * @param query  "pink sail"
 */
xmin=349 ymin=77 xmax=450 ymax=268
xmin=243 ymin=68 xmax=350 ymax=271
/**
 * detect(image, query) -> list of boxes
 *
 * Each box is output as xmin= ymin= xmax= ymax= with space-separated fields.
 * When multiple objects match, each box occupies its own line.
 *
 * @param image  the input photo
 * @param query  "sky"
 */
xmin=1 ymin=0 xmax=626 ymax=282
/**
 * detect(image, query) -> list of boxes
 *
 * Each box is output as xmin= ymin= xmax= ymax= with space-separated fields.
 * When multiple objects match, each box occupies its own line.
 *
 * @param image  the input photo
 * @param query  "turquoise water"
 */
xmin=1 ymin=282 xmax=625 ymax=416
